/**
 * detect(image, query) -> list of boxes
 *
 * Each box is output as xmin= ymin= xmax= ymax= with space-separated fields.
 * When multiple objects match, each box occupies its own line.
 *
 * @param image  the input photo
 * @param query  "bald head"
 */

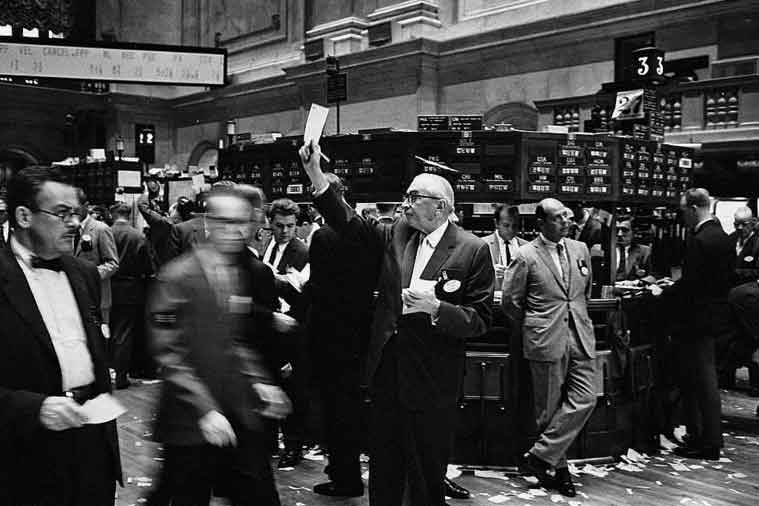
xmin=680 ymin=187 xmax=712 ymax=229
xmin=536 ymin=198 xmax=570 ymax=242
xmin=734 ymin=206 xmax=755 ymax=239
xmin=401 ymin=173 xmax=455 ymax=233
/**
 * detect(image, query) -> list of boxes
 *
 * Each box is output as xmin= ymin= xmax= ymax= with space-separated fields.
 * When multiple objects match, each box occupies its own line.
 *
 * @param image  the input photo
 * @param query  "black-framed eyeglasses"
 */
xmin=402 ymin=193 xmax=443 ymax=204
xmin=36 ymin=208 xmax=79 ymax=222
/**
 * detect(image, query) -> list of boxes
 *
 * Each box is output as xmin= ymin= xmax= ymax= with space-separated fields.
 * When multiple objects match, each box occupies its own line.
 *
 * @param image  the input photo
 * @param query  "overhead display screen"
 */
xmin=0 ymin=41 xmax=226 ymax=86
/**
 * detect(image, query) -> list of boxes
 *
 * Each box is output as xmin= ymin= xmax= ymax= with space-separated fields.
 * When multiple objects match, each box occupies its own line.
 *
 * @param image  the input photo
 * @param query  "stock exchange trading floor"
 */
xmin=115 ymin=381 xmax=759 ymax=506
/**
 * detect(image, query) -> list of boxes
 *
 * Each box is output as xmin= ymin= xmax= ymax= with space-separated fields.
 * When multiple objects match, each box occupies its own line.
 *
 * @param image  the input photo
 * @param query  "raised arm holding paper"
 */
xmin=298 ymin=140 xmax=494 ymax=506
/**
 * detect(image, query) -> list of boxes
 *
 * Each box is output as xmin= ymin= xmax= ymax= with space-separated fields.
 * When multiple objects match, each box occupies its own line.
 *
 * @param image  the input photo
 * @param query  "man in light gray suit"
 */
xmin=502 ymin=198 xmax=596 ymax=498
xmin=483 ymin=204 xmax=528 ymax=288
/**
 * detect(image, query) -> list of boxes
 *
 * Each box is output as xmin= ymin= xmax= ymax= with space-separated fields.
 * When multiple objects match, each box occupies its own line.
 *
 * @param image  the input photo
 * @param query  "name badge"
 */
xmin=443 ymin=279 xmax=461 ymax=293
xmin=228 ymin=295 xmax=252 ymax=314
xmin=577 ymin=258 xmax=589 ymax=277
xmin=745 ymin=255 xmax=754 ymax=263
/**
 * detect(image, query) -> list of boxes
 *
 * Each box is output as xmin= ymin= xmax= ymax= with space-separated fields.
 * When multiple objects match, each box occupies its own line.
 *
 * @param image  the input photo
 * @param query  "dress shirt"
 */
xmin=1 ymin=221 xmax=8 ymax=243
xmin=496 ymin=234 xmax=519 ymax=266
xmin=263 ymin=239 xmax=289 ymax=272
xmin=539 ymin=233 xmax=568 ymax=279
xmin=736 ymin=232 xmax=753 ymax=257
xmin=11 ymin=237 xmax=95 ymax=390
xmin=411 ymin=220 xmax=449 ymax=282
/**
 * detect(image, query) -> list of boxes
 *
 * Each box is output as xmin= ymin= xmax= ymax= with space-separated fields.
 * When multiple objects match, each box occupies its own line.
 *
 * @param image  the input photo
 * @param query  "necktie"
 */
xmin=505 ymin=240 xmax=512 ymax=265
xmin=73 ymin=227 xmax=82 ymax=251
xmin=617 ymin=246 xmax=627 ymax=279
xmin=32 ymin=256 xmax=63 ymax=272
xmin=556 ymin=243 xmax=569 ymax=288
xmin=267 ymin=242 xmax=280 ymax=266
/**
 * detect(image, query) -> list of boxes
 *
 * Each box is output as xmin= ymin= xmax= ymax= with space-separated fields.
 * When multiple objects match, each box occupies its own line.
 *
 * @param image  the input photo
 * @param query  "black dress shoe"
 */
xmin=313 ymin=481 xmax=364 ymax=497
xmin=522 ymin=453 xmax=555 ymax=488
xmin=444 ymin=476 xmax=470 ymax=499
xmin=115 ymin=374 xmax=131 ymax=390
xmin=673 ymin=446 xmax=720 ymax=461
xmin=277 ymin=449 xmax=303 ymax=468
xmin=554 ymin=468 xmax=576 ymax=498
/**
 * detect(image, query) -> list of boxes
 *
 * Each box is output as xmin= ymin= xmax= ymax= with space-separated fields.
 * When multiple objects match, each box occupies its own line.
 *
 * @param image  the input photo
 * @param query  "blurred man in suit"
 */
xmin=0 ymin=166 xmax=121 ymax=505
xmin=308 ymin=173 xmax=382 ymax=497
xmin=615 ymin=217 xmax=652 ymax=281
xmin=569 ymin=204 xmax=603 ymax=249
xmin=0 ymin=196 xmax=9 ymax=247
xmin=109 ymin=203 xmax=153 ymax=388
xmin=148 ymin=185 xmax=291 ymax=506
xmin=651 ymin=188 xmax=734 ymax=460
xmin=484 ymin=204 xmax=528 ymax=289
xmin=502 ymin=198 xmax=596 ymax=497
xmin=299 ymin=142 xmax=493 ymax=506
xmin=75 ymin=189 xmax=119 ymax=326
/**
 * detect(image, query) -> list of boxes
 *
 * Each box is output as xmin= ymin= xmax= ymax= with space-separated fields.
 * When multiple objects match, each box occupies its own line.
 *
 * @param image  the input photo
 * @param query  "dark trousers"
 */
xmin=320 ymin=364 xmax=364 ymax=486
xmin=25 ymin=424 xmax=115 ymax=506
xmin=369 ymin=351 xmax=455 ymax=506
xmin=148 ymin=428 xmax=280 ymax=506
xmin=677 ymin=336 xmax=723 ymax=449
xmin=110 ymin=303 xmax=142 ymax=377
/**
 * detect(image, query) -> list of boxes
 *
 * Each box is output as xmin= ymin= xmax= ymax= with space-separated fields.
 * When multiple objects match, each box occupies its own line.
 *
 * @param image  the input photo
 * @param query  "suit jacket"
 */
xmin=148 ymin=249 xmax=278 ymax=445
xmin=308 ymin=218 xmax=382 ymax=369
xmin=168 ymin=216 xmax=205 ymax=259
xmin=270 ymin=239 xmax=309 ymax=321
xmin=314 ymin=188 xmax=494 ymax=409
xmin=483 ymin=232 xmax=529 ymax=287
xmin=137 ymin=196 xmax=175 ymax=268
xmin=75 ymin=216 xmax=119 ymax=318
xmin=729 ymin=231 xmax=759 ymax=285
xmin=111 ymin=221 xmax=152 ymax=305
xmin=502 ymin=237 xmax=596 ymax=362
xmin=0 ymin=248 xmax=121 ymax=501
xmin=616 ymin=243 xmax=652 ymax=281
xmin=665 ymin=220 xmax=735 ymax=336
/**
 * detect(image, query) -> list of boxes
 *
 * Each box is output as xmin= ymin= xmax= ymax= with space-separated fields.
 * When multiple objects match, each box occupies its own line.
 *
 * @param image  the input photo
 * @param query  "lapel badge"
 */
xmin=745 ymin=255 xmax=754 ymax=263
xmin=577 ymin=258 xmax=589 ymax=277
xmin=443 ymin=279 xmax=461 ymax=293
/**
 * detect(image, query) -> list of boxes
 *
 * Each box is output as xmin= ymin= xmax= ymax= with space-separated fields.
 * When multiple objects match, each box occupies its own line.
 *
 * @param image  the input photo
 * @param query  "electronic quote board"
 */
xmin=0 ymin=40 xmax=226 ymax=86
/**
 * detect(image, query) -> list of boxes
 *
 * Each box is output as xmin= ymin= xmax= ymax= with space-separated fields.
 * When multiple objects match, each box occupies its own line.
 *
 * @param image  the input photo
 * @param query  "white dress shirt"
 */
xmin=263 ymin=239 xmax=289 ymax=271
xmin=411 ymin=220 xmax=449 ymax=282
xmin=539 ymin=233 xmax=568 ymax=278
xmin=12 ymin=237 xmax=95 ymax=390
xmin=496 ymin=234 xmax=519 ymax=266
xmin=1 ymin=221 xmax=8 ymax=243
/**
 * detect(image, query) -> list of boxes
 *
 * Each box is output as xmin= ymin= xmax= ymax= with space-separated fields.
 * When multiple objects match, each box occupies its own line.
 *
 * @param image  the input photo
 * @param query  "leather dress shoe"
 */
xmin=522 ymin=453 xmax=555 ymax=488
xmin=313 ymin=481 xmax=364 ymax=497
xmin=554 ymin=468 xmax=576 ymax=498
xmin=444 ymin=476 xmax=470 ymax=499
xmin=277 ymin=449 xmax=303 ymax=468
xmin=673 ymin=446 xmax=720 ymax=461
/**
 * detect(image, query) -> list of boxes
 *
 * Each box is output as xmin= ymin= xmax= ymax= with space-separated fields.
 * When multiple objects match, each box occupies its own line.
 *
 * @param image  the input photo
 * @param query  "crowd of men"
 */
xmin=0 ymin=146 xmax=758 ymax=505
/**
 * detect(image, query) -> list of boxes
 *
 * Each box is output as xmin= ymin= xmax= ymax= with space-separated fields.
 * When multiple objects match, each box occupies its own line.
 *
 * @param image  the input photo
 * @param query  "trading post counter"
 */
xmin=454 ymin=295 xmax=662 ymax=469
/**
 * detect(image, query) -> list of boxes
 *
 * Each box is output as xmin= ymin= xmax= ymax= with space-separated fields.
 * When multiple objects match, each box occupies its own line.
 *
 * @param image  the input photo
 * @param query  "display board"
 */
xmin=0 ymin=41 xmax=226 ymax=86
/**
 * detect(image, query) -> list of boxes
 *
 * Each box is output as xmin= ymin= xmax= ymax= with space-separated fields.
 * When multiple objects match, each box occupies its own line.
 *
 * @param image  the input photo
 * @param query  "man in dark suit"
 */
xmin=261 ymin=197 xmax=310 ymax=467
xmin=503 ymin=198 xmax=596 ymax=497
xmin=0 ymin=166 xmax=121 ymax=505
xmin=308 ymin=174 xmax=381 ymax=497
xmin=147 ymin=185 xmax=291 ymax=506
xmin=168 ymin=213 xmax=206 ymax=258
xmin=651 ymin=188 xmax=735 ymax=460
xmin=730 ymin=207 xmax=759 ymax=285
xmin=569 ymin=204 xmax=603 ymax=249
xmin=299 ymin=142 xmax=494 ymax=506
xmin=75 ymin=189 xmax=119 ymax=325
xmin=483 ymin=204 xmax=529 ymax=289
xmin=615 ymin=217 xmax=652 ymax=281
xmin=109 ymin=203 xmax=153 ymax=388
xmin=137 ymin=185 xmax=193 ymax=269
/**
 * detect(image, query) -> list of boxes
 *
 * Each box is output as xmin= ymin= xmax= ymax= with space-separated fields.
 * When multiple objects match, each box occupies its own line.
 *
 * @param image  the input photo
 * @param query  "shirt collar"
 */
xmin=423 ymin=220 xmax=449 ymax=248
xmin=11 ymin=236 xmax=40 ymax=269
xmin=539 ymin=233 xmax=565 ymax=249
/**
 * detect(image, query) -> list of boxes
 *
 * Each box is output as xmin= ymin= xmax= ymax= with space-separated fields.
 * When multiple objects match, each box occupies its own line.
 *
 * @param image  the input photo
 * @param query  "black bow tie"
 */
xmin=31 ymin=257 xmax=63 ymax=272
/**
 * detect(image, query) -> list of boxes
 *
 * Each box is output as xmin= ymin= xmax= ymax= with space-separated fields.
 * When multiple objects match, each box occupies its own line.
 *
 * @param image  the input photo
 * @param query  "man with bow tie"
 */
xmin=0 ymin=166 xmax=121 ymax=505
xmin=299 ymin=142 xmax=494 ymax=506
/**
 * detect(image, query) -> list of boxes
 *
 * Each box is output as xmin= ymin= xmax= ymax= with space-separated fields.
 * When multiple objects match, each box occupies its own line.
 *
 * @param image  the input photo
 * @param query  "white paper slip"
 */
xmin=402 ymin=279 xmax=437 ymax=315
xmin=81 ymin=393 xmax=127 ymax=424
xmin=304 ymin=104 xmax=329 ymax=147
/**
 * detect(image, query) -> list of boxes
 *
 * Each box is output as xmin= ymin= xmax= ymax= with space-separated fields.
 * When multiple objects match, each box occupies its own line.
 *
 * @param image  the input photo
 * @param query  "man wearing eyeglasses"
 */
xmin=299 ymin=142 xmax=493 ymax=506
xmin=0 ymin=166 xmax=122 ymax=505
xmin=615 ymin=217 xmax=651 ymax=281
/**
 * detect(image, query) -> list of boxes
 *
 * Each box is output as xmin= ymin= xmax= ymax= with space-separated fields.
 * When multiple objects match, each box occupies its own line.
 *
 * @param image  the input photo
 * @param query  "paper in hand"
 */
xmin=402 ymin=279 xmax=436 ymax=315
xmin=304 ymin=104 xmax=329 ymax=147
xmin=80 ymin=393 xmax=127 ymax=424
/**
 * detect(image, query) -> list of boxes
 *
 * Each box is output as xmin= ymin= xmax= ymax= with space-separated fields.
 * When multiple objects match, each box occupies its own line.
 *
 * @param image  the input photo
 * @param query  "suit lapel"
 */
xmin=0 ymin=248 xmax=58 ymax=362
xmin=534 ymin=240 xmax=568 ymax=295
xmin=490 ymin=234 xmax=501 ymax=265
xmin=61 ymin=257 xmax=108 ymax=367
xmin=401 ymin=231 xmax=420 ymax=288
xmin=421 ymin=223 xmax=457 ymax=279
xmin=276 ymin=242 xmax=291 ymax=273
xmin=75 ymin=218 xmax=93 ymax=256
